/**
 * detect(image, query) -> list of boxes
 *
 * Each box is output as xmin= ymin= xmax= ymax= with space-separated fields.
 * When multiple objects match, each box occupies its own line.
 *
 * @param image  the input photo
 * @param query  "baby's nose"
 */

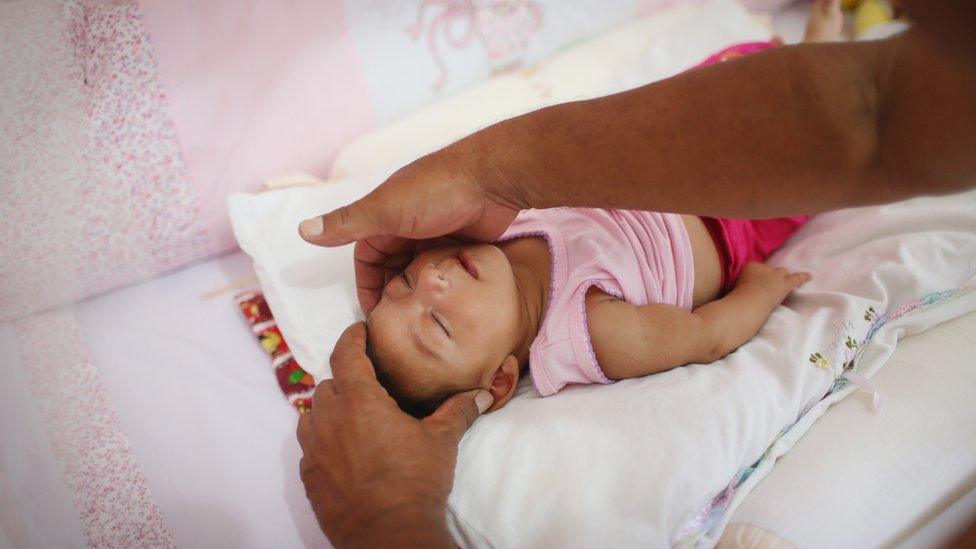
xmin=418 ymin=263 xmax=450 ymax=293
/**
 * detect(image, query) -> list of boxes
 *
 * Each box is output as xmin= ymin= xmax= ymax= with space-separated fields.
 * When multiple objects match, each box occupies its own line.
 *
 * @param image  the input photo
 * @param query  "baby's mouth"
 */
xmin=457 ymin=250 xmax=479 ymax=279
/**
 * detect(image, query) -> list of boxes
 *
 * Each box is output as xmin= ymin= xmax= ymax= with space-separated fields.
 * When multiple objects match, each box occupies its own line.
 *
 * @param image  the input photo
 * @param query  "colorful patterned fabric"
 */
xmin=236 ymin=290 xmax=315 ymax=413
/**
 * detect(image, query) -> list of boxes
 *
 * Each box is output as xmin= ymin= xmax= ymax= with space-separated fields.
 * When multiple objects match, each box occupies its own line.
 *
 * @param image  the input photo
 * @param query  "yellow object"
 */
xmin=840 ymin=0 xmax=860 ymax=10
xmin=260 ymin=332 xmax=282 ymax=354
xmin=853 ymin=0 xmax=893 ymax=37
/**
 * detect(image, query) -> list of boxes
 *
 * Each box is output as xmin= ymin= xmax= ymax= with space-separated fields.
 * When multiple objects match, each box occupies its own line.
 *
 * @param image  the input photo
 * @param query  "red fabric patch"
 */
xmin=236 ymin=290 xmax=314 ymax=414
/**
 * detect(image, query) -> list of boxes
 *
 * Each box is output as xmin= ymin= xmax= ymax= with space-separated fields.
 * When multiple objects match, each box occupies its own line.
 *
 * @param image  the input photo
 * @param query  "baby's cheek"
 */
xmin=461 ymin=303 xmax=496 ymax=332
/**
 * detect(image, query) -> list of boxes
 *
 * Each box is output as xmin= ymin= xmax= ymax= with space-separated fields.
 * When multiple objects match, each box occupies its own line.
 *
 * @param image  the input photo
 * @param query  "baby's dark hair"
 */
xmin=365 ymin=331 xmax=450 ymax=419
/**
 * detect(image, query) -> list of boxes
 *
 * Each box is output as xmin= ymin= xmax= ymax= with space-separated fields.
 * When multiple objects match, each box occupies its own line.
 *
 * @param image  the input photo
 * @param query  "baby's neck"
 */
xmin=497 ymin=235 xmax=552 ymax=365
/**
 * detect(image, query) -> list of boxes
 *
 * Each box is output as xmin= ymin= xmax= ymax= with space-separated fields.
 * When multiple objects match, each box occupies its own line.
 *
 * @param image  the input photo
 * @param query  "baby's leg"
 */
xmin=699 ymin=215 xmax=813 ymax=296
xmin=804 ymin=0 xmax=844 ymax=43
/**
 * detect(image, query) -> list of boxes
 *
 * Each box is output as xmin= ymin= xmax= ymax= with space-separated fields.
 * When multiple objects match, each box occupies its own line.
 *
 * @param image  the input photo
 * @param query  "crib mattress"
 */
xmin=1 ymin=251 xmax=973 ymax=547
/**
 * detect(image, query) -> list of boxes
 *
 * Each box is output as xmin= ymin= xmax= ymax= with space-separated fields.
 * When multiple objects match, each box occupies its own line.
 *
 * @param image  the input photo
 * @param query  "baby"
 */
xmin=360 ymin=0 xmax=857 ymax=416
xmin=365 ymin=209 xmax=812 ymax=417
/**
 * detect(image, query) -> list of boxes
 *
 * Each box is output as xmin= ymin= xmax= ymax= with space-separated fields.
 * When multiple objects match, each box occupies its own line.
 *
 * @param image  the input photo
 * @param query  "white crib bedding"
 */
xmin=2 ymin=252 xmax=975 ymax=547
xmin=724 ymin=310 xmax=976 ymax=548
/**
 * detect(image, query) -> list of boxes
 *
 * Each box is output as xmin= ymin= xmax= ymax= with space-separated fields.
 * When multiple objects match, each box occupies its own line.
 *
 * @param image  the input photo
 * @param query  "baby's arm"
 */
xmin=587 ymin=263 xmax=811 ymax=380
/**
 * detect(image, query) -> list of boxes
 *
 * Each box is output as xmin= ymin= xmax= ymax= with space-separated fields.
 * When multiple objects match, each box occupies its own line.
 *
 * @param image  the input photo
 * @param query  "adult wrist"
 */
xmin=331 ymin=498 xmax=454 ymax=549
xmin=319 ymin=479 xmax=453 ymax=549
xmin=452 ymin=111 xmax=555 ymax=212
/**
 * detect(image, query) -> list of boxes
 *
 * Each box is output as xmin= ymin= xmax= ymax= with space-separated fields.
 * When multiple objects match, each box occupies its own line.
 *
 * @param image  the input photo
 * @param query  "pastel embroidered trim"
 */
xmin=675 ymin=276 xmax=976 ymax=546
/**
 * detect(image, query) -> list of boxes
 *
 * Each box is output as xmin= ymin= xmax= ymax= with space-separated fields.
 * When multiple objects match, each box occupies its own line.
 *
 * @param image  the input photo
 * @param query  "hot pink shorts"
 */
xmin=702 ymin=215 xmax=812 ymax=293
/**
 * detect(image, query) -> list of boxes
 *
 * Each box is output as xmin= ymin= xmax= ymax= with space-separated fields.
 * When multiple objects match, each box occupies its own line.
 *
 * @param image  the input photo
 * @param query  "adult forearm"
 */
xmin=460 ymin=31 xmax=974 ymax=218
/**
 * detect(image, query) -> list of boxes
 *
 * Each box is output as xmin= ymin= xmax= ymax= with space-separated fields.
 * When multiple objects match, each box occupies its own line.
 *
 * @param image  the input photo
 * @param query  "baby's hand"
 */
xmin=735 ymin=262 xmax=812 ymax=305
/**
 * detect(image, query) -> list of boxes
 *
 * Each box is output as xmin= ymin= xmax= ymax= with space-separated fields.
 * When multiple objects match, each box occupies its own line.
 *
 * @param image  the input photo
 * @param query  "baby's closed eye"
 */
xmin=432 ymin=311 xmax=451 ymax=337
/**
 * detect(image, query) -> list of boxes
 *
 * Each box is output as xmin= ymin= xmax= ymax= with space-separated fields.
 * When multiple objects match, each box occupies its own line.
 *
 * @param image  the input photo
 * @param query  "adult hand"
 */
xmin=299 ymin=142 xmax=520 ymax=314
xmin=297 ymin=322 xmax=494 ymax=548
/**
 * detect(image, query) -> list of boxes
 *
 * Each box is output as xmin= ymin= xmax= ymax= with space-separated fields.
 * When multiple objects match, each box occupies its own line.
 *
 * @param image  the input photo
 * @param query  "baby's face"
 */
xmin=367 ymin=243 xmax=522 ymax=396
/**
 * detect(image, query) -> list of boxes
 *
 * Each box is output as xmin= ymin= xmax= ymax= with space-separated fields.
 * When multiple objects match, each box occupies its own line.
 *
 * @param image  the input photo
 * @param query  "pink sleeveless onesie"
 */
xmin=498 ymin=208 xmax=695 ymax=396
xmin=495 ymin=41 xmax=804 ymax=396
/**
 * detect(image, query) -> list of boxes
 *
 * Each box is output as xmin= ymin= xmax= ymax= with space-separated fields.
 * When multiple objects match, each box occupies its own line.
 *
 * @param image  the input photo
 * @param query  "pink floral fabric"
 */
xmin=14 ymin=310 xmax=175 ymax=547
xmin=0 ymin=1 xmax=207 ymax=321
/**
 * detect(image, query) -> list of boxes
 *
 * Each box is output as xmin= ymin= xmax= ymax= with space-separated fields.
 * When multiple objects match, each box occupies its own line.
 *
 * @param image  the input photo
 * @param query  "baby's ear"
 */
xmin=486 ymin=355 xmax=521 ymax=412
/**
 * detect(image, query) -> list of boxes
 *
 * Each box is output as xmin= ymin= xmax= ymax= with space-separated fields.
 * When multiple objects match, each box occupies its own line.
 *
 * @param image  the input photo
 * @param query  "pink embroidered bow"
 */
xmin=408 ymin=0 xmax=479 ymax=89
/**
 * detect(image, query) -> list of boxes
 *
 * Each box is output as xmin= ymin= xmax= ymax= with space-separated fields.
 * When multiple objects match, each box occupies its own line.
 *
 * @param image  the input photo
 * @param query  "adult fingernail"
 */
xmin=475 ymin=390 xmax=493 ymax=414
xmin=299 ymin=217 xmax=324 ymax=239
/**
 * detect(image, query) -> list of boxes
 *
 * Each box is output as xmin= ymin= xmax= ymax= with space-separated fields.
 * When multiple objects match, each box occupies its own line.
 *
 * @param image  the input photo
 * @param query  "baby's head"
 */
xmin=365 ymin=243 xmax=525 ymax=417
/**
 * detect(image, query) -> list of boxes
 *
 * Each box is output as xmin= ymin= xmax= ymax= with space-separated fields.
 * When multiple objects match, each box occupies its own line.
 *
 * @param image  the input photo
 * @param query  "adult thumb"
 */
xmin=299 ymin=198 xmax=382 ymax=247
xmin=426 ymin=389 xmax=493 ymax=441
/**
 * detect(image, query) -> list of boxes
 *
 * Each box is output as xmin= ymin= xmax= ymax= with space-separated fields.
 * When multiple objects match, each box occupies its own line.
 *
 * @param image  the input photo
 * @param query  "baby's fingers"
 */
xmin=788 ymin=272 xmax=813 ymax=287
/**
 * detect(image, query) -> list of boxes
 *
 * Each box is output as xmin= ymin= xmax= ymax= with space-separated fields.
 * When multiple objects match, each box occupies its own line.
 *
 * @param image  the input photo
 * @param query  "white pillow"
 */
xmin=229 ymin=178 xmax=379 ymax=379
